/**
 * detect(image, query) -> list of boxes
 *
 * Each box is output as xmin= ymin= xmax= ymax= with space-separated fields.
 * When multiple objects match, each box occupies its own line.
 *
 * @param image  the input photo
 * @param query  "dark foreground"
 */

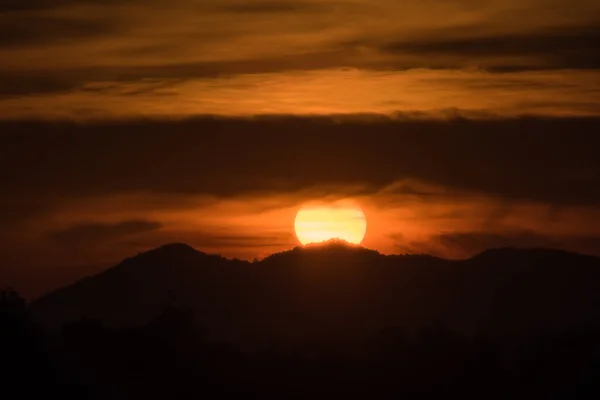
xmin=3 ymin=288 xmax=599 ymax=399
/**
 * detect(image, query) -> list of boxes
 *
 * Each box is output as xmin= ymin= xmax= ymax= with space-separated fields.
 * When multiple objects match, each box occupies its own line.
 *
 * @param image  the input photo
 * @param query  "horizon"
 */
xmin=132 ymin=239 xmax=599 ymax=261
xmin=22 ymin=239 xmax=599 ymax=302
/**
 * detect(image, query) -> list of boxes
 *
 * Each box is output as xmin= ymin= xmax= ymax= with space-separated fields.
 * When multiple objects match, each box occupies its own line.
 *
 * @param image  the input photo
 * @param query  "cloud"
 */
xmin=1 ymin=116 xmax=599 ymax=207
xmin=383 ymin=25 xmax=600 ymax=71
xmin=0 ymin=0 xmax=125 ymax=12
xmin=402 ymin=231 xmax=600 ymax=259
xmin=1 ymin=68 xmax=598 ymax=118
xmin=0 ymin=72 xmax=79 ymax=97
xmin=215 ymin=1 xmax=327 ymax=14
xmin=0 ymin=1 xmax=598 ymax=115
xmin=193 ymin=232 xmax=296 ymax=249
xmin=47 ymin=220 xmax=163 ymax=243
xmin=0 ymin=12 xmax=116 ymax=48
xmin=437 ymin=231 xmax=561 ymax=254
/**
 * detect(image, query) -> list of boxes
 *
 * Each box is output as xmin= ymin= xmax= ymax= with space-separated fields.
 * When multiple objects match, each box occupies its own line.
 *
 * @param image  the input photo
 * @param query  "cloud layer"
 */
xmin=0 ymin=0 xmax=599 ymax=118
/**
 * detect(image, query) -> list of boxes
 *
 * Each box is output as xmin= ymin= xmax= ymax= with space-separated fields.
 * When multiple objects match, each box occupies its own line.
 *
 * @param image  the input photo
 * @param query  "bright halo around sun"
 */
xmin=294 ymin=200 xmax=367 ymax=245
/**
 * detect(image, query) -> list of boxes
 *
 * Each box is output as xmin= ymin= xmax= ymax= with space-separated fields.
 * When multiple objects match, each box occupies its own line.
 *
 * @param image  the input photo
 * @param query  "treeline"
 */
xmin=2 ymin=287 xmax=599 ymax=399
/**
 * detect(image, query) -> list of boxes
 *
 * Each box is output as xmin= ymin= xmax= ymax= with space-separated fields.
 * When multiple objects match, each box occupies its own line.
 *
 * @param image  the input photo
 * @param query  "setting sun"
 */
xmin=294 ymin=201 xmax=367 ymax=245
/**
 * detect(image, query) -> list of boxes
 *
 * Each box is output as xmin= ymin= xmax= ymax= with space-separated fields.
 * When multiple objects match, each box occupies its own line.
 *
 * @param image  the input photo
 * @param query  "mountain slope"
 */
xmin=29 ymin=242 xmax=600 ymax=343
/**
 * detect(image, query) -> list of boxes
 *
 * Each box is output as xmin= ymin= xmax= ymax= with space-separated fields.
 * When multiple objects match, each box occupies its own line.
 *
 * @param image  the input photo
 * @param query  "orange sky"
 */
xmin=3 ymin=172 xmax=600 ymax=299
xmin=0 ymin=0 xmax=599 ymax=119
xmin=2 ymin=116 xmax=600 ymax=298
xmin=13 ymin=179 xmax=600 ymax=259
xmin=1 ymin=1 xmax=600 ymax=298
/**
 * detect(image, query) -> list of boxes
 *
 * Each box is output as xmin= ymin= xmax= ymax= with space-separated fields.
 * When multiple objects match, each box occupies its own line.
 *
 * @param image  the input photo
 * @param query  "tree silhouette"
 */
xmin=0 ymin=288 xmax=56 ymax=397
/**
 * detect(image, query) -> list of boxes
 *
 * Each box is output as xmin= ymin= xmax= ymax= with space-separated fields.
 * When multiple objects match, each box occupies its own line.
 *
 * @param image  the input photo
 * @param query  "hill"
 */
xmin=29 ymin=241 xmax=600 ymax=344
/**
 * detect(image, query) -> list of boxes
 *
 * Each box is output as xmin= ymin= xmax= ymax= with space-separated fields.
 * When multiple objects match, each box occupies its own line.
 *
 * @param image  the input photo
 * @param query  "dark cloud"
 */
xmin=0 ymin=0 xmax=122 ymax=12
xmin=216 ymin=1 xmax=325 ymax=14
xmin=0 ymin=197 xmax=60 ymax=228
xmin=0 ymin=46 xmax=370 ymax=97
xmin=413 ymin=231 xmax=600 ymax=258
xmin=194 ymin=232 xmax=295 ymax=249
xmin=384 ymin=25 xmax=600 ymax=71
xmin=102 ymin=47 xmax=370 ymax=79
xmin=437 ymin=231 xmax=561 ymax=254
xmin=0 ymin=12 xmax=117 ymax=48
xmin=1 ymin=116 xmax=599 ymax=211
xmin=0 ymin=72 xmax=79 ymax=97
xmin=47 ymin=220 xmax=163 ymax=243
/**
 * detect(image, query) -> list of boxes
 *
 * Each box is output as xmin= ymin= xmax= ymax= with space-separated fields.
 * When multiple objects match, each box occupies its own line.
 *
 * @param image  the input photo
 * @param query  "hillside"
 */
xmin=30 ymin=241 xmax=600 ymax=344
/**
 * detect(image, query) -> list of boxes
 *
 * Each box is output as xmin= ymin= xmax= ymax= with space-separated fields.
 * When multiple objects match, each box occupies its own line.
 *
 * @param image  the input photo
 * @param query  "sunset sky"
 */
xmin=1 ymin=0 xmax=600 ymax=298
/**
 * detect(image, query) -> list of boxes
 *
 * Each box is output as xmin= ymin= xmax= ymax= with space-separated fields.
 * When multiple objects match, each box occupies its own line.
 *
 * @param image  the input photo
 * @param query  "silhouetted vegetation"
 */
xmin=1 ymin=287 xmax=57 ymax=396
xmin=3 ymin=285 xmax=600 ymax=399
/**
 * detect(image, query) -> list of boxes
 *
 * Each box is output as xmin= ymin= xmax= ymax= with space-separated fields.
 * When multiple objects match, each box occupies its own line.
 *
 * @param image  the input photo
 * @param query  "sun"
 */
xmin=294 ymin=200 xmax=367 ymax=245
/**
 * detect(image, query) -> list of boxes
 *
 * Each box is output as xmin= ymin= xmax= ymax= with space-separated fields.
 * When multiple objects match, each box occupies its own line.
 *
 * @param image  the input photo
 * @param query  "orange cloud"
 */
xmin=1 ymin=1 xmax=599 ymax=118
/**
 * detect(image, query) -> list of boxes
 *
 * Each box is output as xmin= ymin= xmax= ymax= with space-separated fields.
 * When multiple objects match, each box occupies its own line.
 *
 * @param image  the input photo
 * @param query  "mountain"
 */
xmin=29 ymin=241 xmax=600 ymax=345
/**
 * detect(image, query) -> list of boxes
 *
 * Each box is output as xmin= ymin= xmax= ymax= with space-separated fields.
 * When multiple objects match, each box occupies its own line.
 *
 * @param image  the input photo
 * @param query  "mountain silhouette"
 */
xmin=29 ymin=241 xmax=600 ymax=345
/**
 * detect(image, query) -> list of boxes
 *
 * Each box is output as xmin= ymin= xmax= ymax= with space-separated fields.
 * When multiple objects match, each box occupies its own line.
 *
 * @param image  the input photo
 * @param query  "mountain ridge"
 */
xmin=34 ymin=241 xmax=571 ymax=303
xmin=29 ymin=242 xmax=600 ymax=344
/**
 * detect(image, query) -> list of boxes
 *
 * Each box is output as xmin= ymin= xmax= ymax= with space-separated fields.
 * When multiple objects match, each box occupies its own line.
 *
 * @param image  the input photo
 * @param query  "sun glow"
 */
xmin=294 ymin=201 xmax=367 ymax=245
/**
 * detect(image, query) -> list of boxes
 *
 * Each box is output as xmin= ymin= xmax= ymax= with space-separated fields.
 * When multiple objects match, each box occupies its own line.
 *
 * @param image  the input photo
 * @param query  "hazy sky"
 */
xmin=1 ymin=0 xmax=600 ymax=297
